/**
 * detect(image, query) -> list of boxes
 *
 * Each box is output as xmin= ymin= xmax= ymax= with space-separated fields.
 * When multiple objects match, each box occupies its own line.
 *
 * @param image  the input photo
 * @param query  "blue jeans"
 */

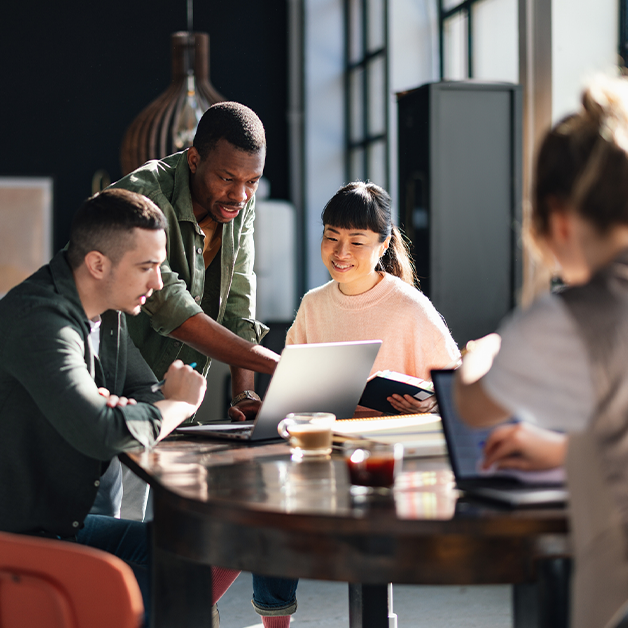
xmin=252 ymin=574 xmax=299 ymax=616
xmin=77 ymin=515 xmax=298 ymax=621
xmin=77 ymin=515 xmax=150 ymax=626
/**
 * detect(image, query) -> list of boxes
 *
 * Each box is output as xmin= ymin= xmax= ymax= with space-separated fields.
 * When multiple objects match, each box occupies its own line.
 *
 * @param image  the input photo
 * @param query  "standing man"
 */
xmin=112 ymin=101 xmax=277 ymax=422
xmin=0 ymin=189 xmax=207 ymax=625
xmin=111 ymin=102 xmax=298 ymax=628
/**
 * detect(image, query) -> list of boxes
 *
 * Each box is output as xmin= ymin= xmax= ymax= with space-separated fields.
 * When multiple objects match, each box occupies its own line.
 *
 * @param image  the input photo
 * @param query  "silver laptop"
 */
xmin=431 ymin=369 xmax=568 ymax=507
xmin=177 ymin=340 xmax=382 ymax=441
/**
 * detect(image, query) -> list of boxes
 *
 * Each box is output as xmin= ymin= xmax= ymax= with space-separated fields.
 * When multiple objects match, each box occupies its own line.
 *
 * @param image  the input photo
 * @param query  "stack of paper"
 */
xmin=333 ymin=413 xmax=446 ymax=457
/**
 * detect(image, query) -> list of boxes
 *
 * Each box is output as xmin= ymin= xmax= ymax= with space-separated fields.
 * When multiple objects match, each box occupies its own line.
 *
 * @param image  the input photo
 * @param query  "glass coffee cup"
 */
xmin=277 ymin=412 xmax=336 ymax=460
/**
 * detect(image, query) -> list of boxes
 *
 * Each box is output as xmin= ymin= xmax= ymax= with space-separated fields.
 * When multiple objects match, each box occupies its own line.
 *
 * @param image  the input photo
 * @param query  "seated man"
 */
xmin=0 ymin=188 xmax=206 ymax=626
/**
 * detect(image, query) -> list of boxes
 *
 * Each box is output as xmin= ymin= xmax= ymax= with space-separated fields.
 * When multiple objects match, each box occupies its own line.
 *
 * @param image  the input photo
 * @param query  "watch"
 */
xmin=230 ymin=390 xmax=261 ymax=407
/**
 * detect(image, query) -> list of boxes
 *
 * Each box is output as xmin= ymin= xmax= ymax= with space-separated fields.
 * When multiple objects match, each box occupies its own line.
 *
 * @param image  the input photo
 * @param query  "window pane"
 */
xmin=350 ymin=147 xmax=366 ymax=181
xmin=367 ymin=0 xmax=385 ymax=52
xmin=348 ymin=0 xmax=364 ymax=64
xmin=367 ymin=140 xmax=387 ymax=187
xmin=442 ymin=0 xmax=465 ymax=11
xmin=349 ymin=67 xmax=365 ymax=143
xmin=472 ymin=0 xmax=518 ymax=82
xmin=443 ymin=12 xmax=468 ymax=80
xmin=367 ymin=55 xmax=386 ymax=136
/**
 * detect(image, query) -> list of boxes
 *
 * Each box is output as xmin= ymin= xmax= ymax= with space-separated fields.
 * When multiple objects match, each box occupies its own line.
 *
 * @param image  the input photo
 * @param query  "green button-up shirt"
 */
xmin=111 ymin=150 xmax=268 ymax=380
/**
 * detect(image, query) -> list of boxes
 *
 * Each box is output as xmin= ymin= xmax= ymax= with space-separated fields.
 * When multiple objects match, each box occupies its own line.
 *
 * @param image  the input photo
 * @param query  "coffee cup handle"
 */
xmin=277 ymin=417 xmax=293 ymax=439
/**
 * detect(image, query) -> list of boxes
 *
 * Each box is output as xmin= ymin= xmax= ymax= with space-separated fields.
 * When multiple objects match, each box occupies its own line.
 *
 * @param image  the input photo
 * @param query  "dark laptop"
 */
xmin=431 ymin=369 xmax=568 ymax=507
xmin=177 ymin=340 xmax=382 ymax=442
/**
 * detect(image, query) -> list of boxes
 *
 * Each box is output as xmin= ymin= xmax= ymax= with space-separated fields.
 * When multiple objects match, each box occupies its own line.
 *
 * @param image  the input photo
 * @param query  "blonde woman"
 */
xmin=455 ymin=76 xmax=628 ymax=628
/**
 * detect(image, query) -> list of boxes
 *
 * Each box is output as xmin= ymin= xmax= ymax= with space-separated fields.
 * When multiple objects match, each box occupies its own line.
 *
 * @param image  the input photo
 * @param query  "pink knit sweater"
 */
xmin=286 ymin=273 xmax=459 ymax=380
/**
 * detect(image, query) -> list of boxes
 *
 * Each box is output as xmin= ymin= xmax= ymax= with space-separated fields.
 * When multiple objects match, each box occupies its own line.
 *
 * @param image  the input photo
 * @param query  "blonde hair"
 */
xmin=533 ymin=75 xmax=628 ymax=242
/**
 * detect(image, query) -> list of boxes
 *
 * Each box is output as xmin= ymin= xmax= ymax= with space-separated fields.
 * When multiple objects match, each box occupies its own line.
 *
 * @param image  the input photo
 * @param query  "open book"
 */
xmin=358 ymin=370 xmax=434 ymax=414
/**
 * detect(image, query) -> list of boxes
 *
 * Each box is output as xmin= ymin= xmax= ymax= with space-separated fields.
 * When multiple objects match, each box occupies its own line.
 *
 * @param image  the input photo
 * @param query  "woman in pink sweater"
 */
xmin=287 ymin=181 xmax=459 ymax=413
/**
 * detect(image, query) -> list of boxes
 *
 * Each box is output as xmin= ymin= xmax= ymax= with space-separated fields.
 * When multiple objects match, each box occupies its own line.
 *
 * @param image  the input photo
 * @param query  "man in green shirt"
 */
xmin=111 ymin=102 xmax=278 ymax=421
xmin=111 ymin=102 xmax=298 ymax=628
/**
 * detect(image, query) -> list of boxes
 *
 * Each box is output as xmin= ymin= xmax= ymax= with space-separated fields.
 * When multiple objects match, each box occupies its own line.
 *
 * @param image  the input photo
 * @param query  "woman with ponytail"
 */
xmin=286 ymin=181 xmax=459 ymax=414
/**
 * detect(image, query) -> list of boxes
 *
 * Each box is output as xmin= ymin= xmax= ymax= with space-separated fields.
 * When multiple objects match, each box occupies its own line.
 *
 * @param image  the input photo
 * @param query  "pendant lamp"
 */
xmin=120 ymin=31 xmax=223 ymax=175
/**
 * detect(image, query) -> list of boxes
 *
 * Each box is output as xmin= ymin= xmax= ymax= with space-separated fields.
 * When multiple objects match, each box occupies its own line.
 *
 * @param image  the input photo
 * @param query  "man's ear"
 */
xmin=187 ymin=146 xmax=201 ymax=174
xmin=83 ymin=251 xmax=110 ymax=280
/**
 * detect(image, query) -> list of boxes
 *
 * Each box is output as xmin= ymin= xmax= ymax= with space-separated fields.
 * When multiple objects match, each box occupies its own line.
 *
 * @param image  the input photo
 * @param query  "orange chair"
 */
xmin=0 ymin=530 xmax=144 ymax=628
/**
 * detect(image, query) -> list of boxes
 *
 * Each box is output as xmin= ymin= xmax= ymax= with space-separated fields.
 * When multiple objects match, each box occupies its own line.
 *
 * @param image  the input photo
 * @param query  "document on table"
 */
xmin=333 ymin=414 xmax=446 ymax=457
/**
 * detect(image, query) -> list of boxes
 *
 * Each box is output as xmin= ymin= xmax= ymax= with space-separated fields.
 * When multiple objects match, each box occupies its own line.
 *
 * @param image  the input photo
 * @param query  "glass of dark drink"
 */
xmin=344 ymin=441 xmax=403 ymax=494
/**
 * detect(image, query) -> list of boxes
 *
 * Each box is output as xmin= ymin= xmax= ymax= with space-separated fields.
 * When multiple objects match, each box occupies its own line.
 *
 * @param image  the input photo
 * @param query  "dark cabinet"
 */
xmin=397 ymin=81 xmax=523 ymax=345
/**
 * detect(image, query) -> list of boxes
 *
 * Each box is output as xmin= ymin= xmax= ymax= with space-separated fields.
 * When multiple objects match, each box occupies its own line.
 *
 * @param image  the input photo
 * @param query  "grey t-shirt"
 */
xmin=482 ymin=293 xmax=594 ymax=432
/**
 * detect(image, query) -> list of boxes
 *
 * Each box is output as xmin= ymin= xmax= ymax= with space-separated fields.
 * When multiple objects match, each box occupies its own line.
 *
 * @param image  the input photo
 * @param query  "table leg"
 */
xmin=513 ymin=558 xmax=571 ymax=628
xmin=348 ymin=583 xmax=389 ymax=628
xmin=152 ymin=545 xmax=215 ymax=628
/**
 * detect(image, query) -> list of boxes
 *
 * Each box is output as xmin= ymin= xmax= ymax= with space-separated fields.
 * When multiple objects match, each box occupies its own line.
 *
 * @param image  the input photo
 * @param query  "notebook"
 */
xmin=177 ymin=340 xmax=382 ymax=442
xmin=431 ymin=369 xmax=568 ymax=507
xmin=333 ymin=413 xmax=446 ymax=457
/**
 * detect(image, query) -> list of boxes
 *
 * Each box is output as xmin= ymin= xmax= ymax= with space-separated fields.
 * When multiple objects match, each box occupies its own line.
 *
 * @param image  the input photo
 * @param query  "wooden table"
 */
xmin=121 ymin=437 xmax=570 ymax=628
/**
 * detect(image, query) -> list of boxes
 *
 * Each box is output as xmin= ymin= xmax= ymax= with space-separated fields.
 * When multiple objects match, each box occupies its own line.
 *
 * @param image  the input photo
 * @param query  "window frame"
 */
xmin=344 ymin=0 xmax=390 ymax=188
xmin=620 ymin=0 xmax=628 ymax=68
xmin=439 ymin=0 xmax=486 ymax=79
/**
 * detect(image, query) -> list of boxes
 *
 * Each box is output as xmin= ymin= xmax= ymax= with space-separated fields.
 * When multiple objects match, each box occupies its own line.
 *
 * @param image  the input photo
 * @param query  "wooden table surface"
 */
xmin=121 ymin=436 xmax=570 ymax=627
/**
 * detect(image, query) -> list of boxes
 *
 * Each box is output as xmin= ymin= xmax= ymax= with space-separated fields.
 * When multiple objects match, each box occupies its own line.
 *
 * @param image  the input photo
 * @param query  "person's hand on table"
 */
xmin=388 ymin=393 xmax=437 ymax=414
xmin=98 ymin=387 xmax=137 ymax=408
xmin=228 ymin=399 xmax=262 ymax=422
xmin=482 ymin=422 xmax=567 ymax=471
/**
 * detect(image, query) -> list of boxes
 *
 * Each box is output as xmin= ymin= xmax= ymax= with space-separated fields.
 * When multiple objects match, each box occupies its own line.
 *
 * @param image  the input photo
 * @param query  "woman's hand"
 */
xmin=459 ymin=334 xmax=502 ymax=384
xmin=482 ymin=422 xmax=567 ymax=471
xmin=388 ymin=393 xmax=437 ymax=414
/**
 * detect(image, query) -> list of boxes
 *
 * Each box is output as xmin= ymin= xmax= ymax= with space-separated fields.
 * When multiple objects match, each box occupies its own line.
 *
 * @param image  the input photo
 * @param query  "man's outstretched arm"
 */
xmin=169 ymin=312 xmax=278 ymax=375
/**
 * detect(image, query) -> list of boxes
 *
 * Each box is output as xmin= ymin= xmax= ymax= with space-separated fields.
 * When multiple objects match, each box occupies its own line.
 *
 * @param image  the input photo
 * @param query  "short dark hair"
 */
xmin=322 ymin=181 xmax=417 ymax=286
xmin=67 ymin=189 xmax=168 ymax=269
xmin=193 ymin=101 xmax=266 ymax=159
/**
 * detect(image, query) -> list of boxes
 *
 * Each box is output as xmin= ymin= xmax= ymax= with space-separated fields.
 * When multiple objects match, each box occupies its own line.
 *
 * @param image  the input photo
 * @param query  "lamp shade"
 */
xmin=120 ymin=31 xmax=223 ymax=175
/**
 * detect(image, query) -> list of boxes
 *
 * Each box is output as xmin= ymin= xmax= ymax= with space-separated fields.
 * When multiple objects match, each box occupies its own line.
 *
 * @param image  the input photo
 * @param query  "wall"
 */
xmin=552 ymin=0 xmax=619 ymax=122
xmin=1 ymin=1 xmax=289 ymax=251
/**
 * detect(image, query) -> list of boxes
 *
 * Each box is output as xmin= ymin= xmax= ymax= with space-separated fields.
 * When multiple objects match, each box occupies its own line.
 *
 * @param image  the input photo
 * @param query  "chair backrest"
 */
xmin=0 ymin=530 xmax=144 ymax=628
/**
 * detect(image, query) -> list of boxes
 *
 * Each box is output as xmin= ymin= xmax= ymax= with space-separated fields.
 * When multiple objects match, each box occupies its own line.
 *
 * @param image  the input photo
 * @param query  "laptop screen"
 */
xmin=431 ymin=369 xmax=495 ymax=480
xmin=431 ymin=369 xmax=566 ymax=486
